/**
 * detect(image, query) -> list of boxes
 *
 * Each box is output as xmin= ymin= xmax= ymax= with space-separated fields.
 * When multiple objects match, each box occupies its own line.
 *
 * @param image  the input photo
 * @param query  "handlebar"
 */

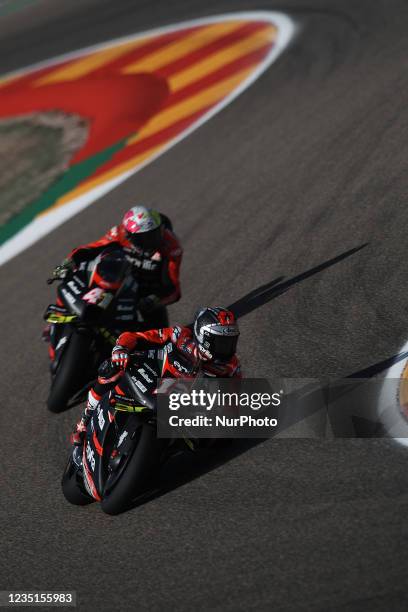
xmin=47 ymin=260 xmax=75 ymax=285
xmin=108 ymin=350 xmax=150 ymax=374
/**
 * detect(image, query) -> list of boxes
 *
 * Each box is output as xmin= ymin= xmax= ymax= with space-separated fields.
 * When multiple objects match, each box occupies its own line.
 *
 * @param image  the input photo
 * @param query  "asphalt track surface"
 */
xmin=1 ymin=1 xmax=408 ymax=610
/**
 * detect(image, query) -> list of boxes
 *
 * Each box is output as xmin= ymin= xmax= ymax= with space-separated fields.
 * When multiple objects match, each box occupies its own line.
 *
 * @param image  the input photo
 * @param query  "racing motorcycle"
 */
xmin=61 ymin=346 xmax=197 ymax=515
xmin=44 ymin=248 xmax=153 ymax=413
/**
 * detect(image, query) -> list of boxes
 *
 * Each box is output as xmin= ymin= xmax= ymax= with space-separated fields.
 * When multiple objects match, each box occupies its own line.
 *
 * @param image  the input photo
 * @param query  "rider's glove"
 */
xmin=111 ymin=345 xmax=129 ymax=370
xmin=138 ymin=294 xmax=161 ymax=314
xmin=52 ymin=257 xmax=74 ymax=280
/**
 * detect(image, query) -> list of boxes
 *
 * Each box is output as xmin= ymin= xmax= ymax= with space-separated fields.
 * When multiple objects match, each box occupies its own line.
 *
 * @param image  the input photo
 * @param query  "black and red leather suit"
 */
xmin=119 ymin=326 xmax=241 ymax=377
xmin=86 ymin=325 xmax=242 ymax=411
xmin=68 ymin=217 xmax=182 ymax=326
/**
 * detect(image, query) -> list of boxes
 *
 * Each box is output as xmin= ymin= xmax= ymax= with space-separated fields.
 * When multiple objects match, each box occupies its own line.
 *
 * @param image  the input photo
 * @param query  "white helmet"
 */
xmin=122 ymin=206 xmax=163 ymax=251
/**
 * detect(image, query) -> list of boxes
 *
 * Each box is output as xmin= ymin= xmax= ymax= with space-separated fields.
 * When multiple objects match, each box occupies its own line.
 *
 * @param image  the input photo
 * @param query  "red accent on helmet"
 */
xmin=123 ymin=210 xmax=141 ymax=234
xmin=217 ymin=309 xmax=235 ymax=325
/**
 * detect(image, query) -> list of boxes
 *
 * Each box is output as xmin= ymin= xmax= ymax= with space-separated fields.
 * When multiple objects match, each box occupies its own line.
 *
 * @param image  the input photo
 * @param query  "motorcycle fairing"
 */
xmin=50 ymin=323 xmax=74 ymax=374
xmin=82 ymin=396 xmax=115 ymax=500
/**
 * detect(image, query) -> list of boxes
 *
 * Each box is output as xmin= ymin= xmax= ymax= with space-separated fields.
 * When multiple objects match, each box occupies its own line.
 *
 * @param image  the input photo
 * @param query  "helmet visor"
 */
xmin=205 ymin=333 xmax=239 ymax=360
xmin=127 ymin=225 xmax=162 ymax=251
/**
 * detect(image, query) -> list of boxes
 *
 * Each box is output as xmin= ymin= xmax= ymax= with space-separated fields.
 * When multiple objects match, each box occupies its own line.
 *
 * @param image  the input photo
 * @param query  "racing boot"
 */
xmin=70 ymin=388 xmax=101 ymax=446
xmin=70 ymin=359 xmax=123 ymax=446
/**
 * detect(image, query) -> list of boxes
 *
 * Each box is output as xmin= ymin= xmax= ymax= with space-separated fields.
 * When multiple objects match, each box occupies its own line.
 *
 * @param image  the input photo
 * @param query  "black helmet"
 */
xmin=193 ymin=307 xmax=239 ymax=361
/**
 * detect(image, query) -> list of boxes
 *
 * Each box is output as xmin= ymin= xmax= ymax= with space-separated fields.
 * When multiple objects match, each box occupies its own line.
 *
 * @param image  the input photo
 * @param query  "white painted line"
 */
xmin=0 ymin=11 xmax=297 ymax=266
xmin=0 ymin=170 xmax=136 ymax=261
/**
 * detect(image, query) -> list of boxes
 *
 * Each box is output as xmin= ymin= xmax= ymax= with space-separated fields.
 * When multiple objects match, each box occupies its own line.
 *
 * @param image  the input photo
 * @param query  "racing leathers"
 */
xmin=68 ymin=216 xmax=182 ymax=324
xmin=113 ymin=326 xmax=242 ymax=377
xmin=71 ymin=326 xmax=241 ymax=444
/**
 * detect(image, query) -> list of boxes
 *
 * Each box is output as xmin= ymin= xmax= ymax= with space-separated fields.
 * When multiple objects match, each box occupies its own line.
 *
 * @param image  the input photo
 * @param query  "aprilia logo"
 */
xmin=138 ymin=368 xmax=153 ymax=383
xmin=174 ymin=360 xmax=189 ymax=374
xmin=67 ymin=280 xmax=81 ymax=295
xmin=86 ymin=444 xmax=95 ymax=471
xmin=98 ymin=409 xmax=105 ymax=431
xmin=118 ymin=430 xmax=128 ymax=446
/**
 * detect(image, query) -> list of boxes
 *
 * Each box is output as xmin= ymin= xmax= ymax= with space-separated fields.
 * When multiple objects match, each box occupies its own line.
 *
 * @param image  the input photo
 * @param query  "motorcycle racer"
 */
xmin=51 ymin=205 xmax=182 ymax=328
xmin=71 ymin=307 xmax=241 ymax=445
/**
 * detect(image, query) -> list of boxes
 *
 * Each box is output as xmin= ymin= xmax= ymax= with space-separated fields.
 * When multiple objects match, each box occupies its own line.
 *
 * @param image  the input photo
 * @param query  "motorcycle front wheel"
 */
xmin=61 ymin=457 xmax=93 ymax=506
xmin=47 ymin=331 xmax=93 ymax=413
xmin=101 ymin=423 xmax=162 ymax=515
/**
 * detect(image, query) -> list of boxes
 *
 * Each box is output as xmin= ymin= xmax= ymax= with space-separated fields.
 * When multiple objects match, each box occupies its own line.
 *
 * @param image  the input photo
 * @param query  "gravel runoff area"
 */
xmin=0 ymin=111 xmax=88 ymax=227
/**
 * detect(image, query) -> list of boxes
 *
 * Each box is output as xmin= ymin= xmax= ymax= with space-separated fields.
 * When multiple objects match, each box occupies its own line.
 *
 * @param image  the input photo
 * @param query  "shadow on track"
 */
xmin=251 ymin=351 xmax=408 ymax=441
xmin=127 ymin=245 xmax=370 ymax=511
xmin=347 ymin=351 xmax=408 ymax=378
xmin=127 ymin=341 xmax=408 ymax=512
xmin=228 ymin=243 xmax=367 ymax=318
xmin=127 ymin=438 xmax=268 ymax=511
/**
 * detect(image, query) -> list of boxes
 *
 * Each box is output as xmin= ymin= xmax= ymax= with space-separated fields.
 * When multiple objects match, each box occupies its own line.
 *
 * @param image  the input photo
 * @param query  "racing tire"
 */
xmin=61 ymin=458 xmax=93 ymax=506
xmin=101 ymin=424 xmax=161 ymax=515
xmin=47 ymin=332 xmax=91 ymax=413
